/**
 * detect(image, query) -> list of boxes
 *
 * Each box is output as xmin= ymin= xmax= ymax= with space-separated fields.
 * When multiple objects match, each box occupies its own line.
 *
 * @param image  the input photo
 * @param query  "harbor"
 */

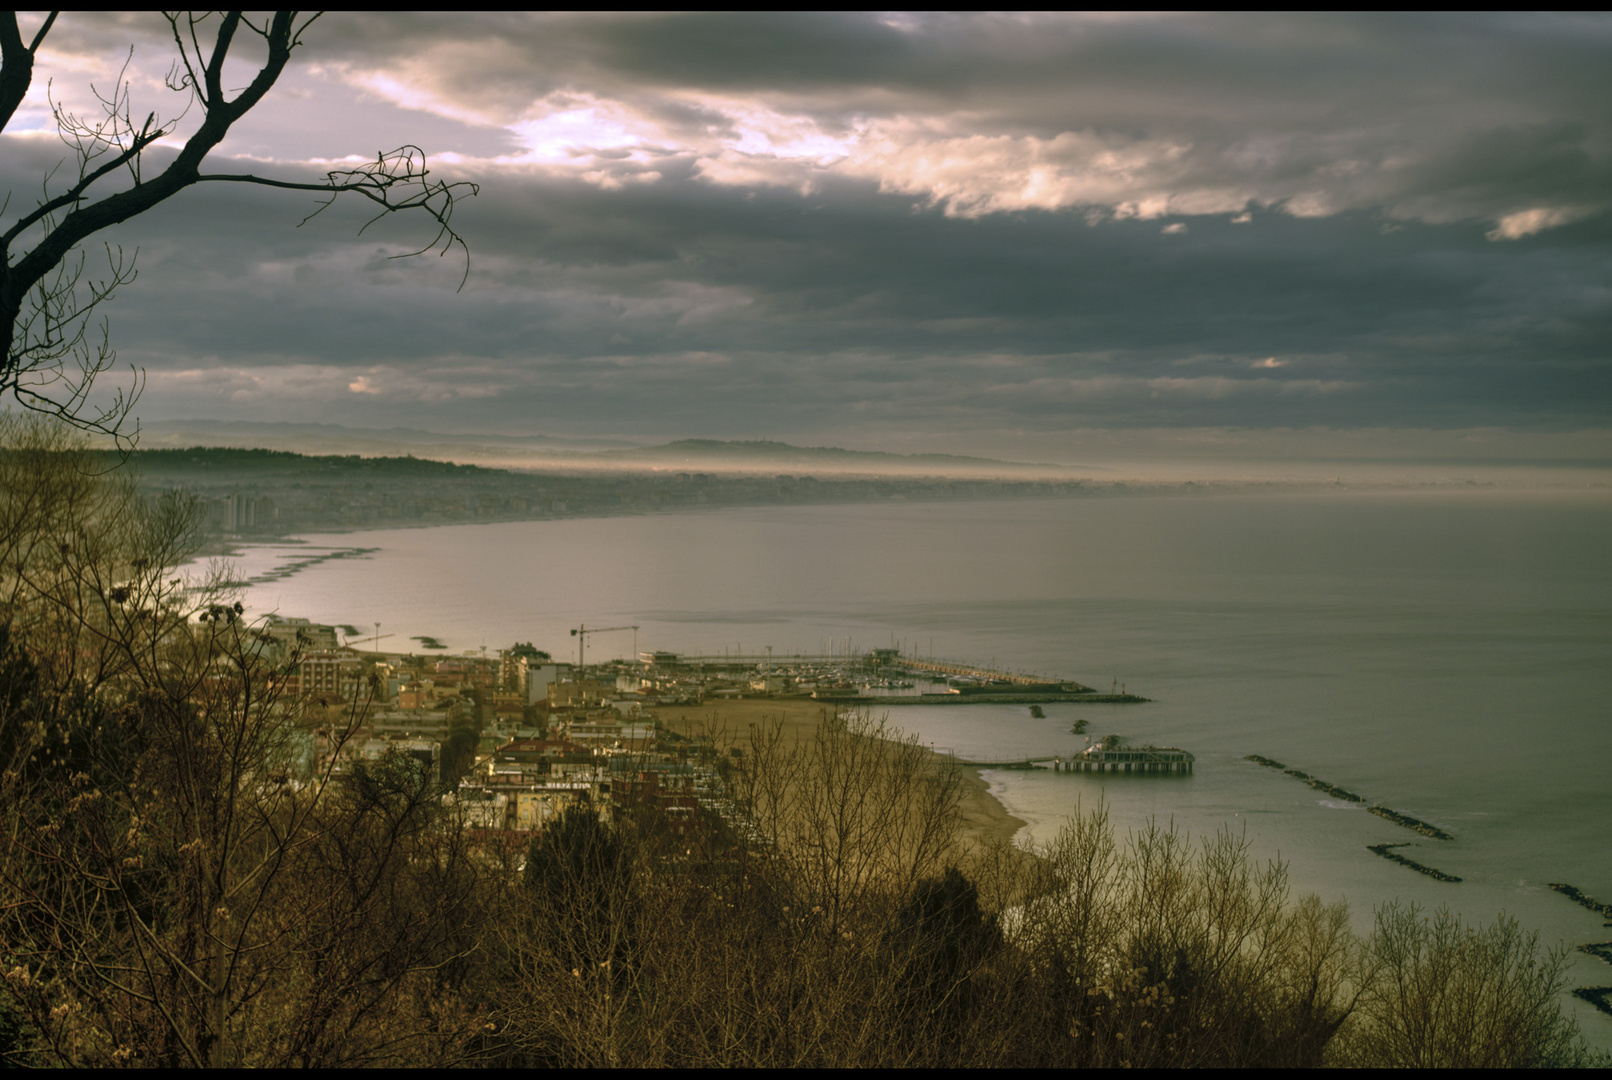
xmin=219 ymin=494 xmax=1612 ymax=1053
xmin=633 ymin=647 xmax=1149 ymax=705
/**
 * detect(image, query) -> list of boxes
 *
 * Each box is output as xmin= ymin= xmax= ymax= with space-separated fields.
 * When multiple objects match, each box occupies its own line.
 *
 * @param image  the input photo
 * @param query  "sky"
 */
xmin=4 ymin=12 xmax=1611 ymax=466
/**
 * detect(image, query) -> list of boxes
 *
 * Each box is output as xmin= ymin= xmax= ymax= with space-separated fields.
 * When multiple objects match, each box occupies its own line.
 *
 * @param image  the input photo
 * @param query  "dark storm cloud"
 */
xmin=4 ymin=13 xmax=1610 ymax=445
xmin=68 ymin=164 xmax=1610 ymax=434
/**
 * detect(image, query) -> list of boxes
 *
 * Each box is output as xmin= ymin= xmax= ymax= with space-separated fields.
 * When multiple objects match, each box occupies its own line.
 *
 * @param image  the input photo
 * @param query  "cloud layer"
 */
xmin=4 ymin=13 xmax=1610 ymax=454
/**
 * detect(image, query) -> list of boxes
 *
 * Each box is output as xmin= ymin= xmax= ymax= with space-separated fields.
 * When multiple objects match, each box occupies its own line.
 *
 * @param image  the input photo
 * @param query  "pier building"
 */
xmin=1056 ymin=744 xmax=1194 ymax=775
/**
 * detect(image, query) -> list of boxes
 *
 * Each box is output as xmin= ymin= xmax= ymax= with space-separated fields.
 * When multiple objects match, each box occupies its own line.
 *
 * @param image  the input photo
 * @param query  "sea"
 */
xmin=219 ymin=489 xmax=1612 ymax=1043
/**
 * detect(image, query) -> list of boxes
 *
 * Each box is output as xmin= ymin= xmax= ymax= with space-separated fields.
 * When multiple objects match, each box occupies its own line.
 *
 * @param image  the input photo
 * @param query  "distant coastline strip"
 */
xmin=1244 ymin=755 xmax=1454 ymax=841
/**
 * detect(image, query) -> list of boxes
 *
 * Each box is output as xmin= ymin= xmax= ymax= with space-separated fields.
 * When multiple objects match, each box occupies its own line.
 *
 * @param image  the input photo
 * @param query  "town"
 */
xmin=249 ymin=616 xmax=1140 ymax=849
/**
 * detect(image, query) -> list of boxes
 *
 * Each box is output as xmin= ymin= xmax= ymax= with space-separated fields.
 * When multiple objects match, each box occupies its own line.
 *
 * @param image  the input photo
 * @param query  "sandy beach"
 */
xmin=658 ymin=696 xmax=1029 ymax=858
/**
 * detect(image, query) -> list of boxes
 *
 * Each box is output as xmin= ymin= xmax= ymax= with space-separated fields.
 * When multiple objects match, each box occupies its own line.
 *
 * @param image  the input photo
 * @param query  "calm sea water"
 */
xmin=223 ymin=491 xmax=1612 ymax=1042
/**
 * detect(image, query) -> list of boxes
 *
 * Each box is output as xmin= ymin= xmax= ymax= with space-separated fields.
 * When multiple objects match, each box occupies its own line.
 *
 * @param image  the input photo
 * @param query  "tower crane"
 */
xmin=570 ymin=623 xmax=639 ymax=670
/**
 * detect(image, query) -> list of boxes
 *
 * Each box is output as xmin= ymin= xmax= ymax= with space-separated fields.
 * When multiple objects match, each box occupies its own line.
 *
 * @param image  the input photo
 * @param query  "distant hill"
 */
xmin=127 ymin=420 xmax=638 ymax=457
xmin=119 ymin=423 xmax=1082 ymax=478
xmin=104 ymin=446 xmax=500 ymax=481
xmin=102 ymin=444 xmax=1117 ymax=539
xmin=594 ymin=439 xmax=1071 ymax=475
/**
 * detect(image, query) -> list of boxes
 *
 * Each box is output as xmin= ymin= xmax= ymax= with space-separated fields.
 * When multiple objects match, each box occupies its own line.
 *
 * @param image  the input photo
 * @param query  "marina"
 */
xmin=633 ymin=647 xmax=1149 ymax=705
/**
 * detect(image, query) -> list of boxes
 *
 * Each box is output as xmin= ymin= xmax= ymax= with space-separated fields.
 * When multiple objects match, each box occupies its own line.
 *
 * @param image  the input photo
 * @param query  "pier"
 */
xmin=818 ymin=691 xmax=1147 ymax=706
xmin=634 ymin=645 xmax=1142 ymax=704
xmin=900 ymin=657 xmax=1089 ymax=689
xmin=1054 ymin=745 xmax=1194 ymax=775
xmin=641 ymin=648 xmax=1096 ymax=689
xmin=950 ymin=756 xmax=1059 ymax=769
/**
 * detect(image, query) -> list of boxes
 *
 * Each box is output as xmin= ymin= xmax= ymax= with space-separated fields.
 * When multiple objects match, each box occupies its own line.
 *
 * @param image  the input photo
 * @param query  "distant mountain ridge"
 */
xmin=598 ymin=438 xmax=1066 ymax=472
xmin=130 ymin=419 xmax=638 ymax=454
xmin=122 ymin=422 xmax=1079 ymax=477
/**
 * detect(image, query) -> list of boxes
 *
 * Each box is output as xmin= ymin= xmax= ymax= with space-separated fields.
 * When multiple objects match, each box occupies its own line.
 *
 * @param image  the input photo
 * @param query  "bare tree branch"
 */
xmin=0 ymin=11 xmax=478 ymax=440
xmin=0 ymin=11 xmax=54 ymax=132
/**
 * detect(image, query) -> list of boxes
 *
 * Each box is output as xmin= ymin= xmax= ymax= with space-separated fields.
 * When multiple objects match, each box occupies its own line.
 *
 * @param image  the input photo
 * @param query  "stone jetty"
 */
xmin=1244 ymin=756 xmax=1454 ymax=841
xmin=1573 ymin=987 xmax=1612 ymax=1018
xmin=1548 ymin=882 xmax=1612 ymax=926
xmin=1367 ymin=842 xmax=1461 ymax=882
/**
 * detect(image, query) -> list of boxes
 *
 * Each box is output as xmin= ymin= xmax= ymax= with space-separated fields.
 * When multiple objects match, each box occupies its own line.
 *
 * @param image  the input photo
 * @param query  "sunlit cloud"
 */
xmin=502 ymin=93 xmax=669 ymax=166
xmin=1485 ymin=206 xmax=1592 ymax=241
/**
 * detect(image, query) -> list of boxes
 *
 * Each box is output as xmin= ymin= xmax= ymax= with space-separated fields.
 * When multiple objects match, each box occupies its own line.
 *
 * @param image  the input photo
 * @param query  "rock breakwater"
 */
xmin=1244 ymin=755 xmax=1455 ymax=841
xmin=1365 ymin=805 xmax=1453 ymax=842
xmin=1548 ymin=882 xmax=1612 ymax=925
xmin=1366 ymin=842 xmax=1461 ymax=882
xmin=1573 ymin=987 xmax=1612 ymax=1018
xmin=1576 ymin=942 xmax=1612 ymax=1018
xmin=1580 ymin=941 xmax=1612 ymax=965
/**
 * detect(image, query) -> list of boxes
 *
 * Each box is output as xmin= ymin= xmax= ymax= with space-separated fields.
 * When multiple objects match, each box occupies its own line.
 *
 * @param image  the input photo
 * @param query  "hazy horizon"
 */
xmin=115 ymin=417 xmax=1612 ymax=488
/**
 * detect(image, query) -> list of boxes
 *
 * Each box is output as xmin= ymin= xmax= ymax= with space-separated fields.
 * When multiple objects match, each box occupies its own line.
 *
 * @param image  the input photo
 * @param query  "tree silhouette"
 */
xmin=0 ymin=11 xmax=476 ymax=438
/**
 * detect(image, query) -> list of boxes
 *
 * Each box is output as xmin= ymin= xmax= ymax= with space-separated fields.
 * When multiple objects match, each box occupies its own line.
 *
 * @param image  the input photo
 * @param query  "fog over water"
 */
xmin=226 ymin=491 xmax=1612 ymax=1042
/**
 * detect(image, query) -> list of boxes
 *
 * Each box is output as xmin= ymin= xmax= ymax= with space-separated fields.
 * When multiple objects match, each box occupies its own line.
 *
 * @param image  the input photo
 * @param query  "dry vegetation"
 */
xmin=0 ymin=415 xmax=1604 ymax=1067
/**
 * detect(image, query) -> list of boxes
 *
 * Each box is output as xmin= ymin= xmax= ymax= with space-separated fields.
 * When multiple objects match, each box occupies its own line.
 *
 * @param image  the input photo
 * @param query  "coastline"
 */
xmin=661 ymin=697 xmax=1029 ymax=856
xmin=186 ymin=478 xmax=1612 ymax=562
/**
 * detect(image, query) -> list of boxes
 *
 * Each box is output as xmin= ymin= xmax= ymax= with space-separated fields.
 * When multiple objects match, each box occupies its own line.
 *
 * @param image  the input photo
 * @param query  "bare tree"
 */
xmin=0 ymin=420 xmax=490 ymax=1066
xmin=728 ymin=709 xmax=965 ymax=930
xmin=0 ymin=11 xmax=476 ymax=437
xmin=1008 ymin=805 xmax=1367 ymax=1068
xmin=1340 ymin=902 xmax=1587 ymax=1068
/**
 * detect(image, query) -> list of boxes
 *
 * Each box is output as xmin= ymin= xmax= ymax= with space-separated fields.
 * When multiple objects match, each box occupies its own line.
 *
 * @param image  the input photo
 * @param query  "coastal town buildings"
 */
xmin=233 ymin=615 xmax=1125 ymax=855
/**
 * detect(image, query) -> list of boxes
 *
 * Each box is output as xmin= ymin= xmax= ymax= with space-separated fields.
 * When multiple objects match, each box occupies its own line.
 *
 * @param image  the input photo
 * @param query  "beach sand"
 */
xmin=658 ymin=697 xmax=1028 ymax=858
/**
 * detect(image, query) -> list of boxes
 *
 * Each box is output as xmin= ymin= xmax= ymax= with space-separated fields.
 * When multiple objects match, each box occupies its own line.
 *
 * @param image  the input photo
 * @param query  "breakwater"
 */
xmin=1245 ymin=756 xmax=1455 ymax=841
xmin=953 ymin=756 xmax=1056 ymax=770
xmin=1246 ymin=756 xmax=1367 ymax=803
xmin=1547 ymin=886 xmax=1612 ymax=1017
xmin=1574 ymin=987 xmax=1612 ymax=1018
xmin=1548 ymin=883 xmax=1612 ymax=925
xmin=825 ymin=692 xmax=1149 ymax=706
xmin=1367 ymin=842 xmax=1461 ymax=883
xmin=227 ymin=545 xmax=380 ymax=588
xmin=1365 ymin=806 xmax=1453 ymax=842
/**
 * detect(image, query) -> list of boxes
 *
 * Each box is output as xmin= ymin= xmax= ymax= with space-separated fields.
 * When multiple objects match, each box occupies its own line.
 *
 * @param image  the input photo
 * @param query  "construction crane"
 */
xmin=336 ymin=621 xmax=394 ymax=654
xmin=342 ymin=631 xmax=394 ymax=652
xmin=570 ymin=623 xmax=639 ymax=670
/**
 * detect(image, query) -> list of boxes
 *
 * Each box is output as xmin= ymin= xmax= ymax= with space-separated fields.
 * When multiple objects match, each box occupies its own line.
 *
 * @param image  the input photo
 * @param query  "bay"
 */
xmin=223 ymin=490 xmax=1612 ymax=1043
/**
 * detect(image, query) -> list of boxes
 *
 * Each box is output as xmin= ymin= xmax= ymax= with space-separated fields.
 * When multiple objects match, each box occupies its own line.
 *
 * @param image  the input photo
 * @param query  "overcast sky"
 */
xmin=5 ymin=12 xmax=1611 ymax=462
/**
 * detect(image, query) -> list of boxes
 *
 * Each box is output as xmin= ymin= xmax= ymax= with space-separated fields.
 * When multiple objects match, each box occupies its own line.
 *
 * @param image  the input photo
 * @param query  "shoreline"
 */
xmin=191 ymin=479 xmax=1612 ymax=558
xmin=661 ymin=698 xmax=1029 ymax=856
